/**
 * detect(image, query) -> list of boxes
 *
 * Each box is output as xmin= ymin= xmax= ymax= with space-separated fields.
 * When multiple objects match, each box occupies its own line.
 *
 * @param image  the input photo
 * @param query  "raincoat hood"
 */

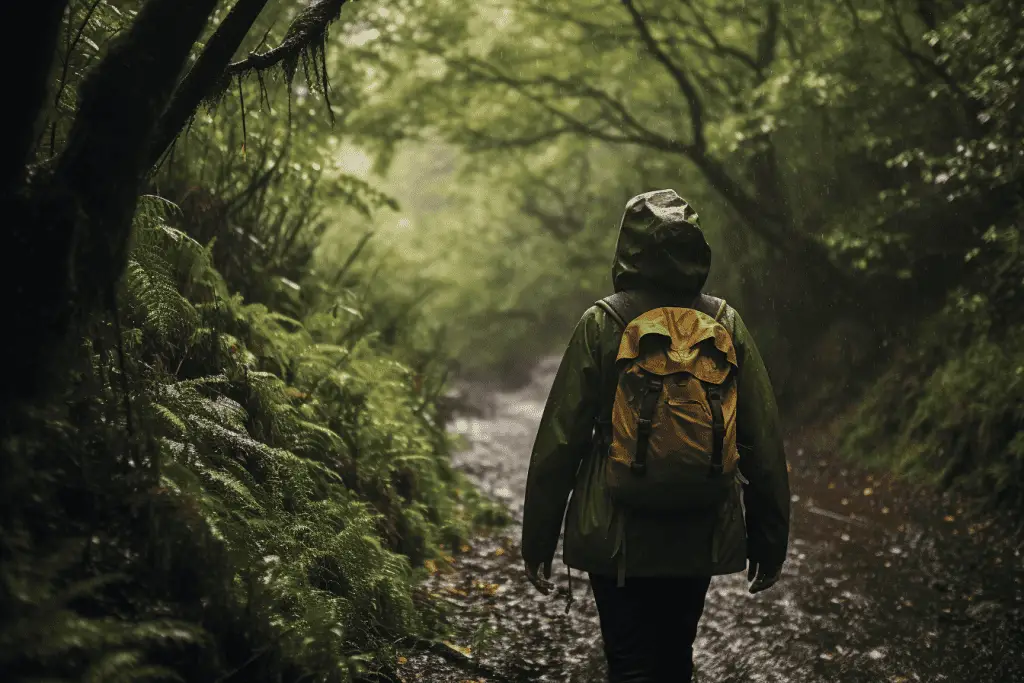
xmin=611 ymin=189 xmax=711 ymax=295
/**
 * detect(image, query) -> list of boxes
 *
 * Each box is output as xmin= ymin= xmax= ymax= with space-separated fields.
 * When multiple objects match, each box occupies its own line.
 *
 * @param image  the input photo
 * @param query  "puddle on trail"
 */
xmin=398 ymin=357 xmax=1024 ymax=683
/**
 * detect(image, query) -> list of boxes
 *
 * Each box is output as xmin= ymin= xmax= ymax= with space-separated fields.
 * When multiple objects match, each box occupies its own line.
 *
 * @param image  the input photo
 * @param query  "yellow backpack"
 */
xmin=595 ymin=292 xmax=741 ymax=511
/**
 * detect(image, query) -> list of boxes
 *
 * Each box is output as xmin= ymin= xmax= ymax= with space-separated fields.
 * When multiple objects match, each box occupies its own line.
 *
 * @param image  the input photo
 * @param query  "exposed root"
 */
xmin=398 ymin=636 xmax=515 ymax=682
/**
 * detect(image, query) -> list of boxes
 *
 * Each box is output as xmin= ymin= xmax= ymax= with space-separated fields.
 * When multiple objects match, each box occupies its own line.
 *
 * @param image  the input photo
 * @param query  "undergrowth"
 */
xmin=839 ymin=288 xmax=1024 ymax=509
xmin=0 ymin=196 xmax=507 ymax=683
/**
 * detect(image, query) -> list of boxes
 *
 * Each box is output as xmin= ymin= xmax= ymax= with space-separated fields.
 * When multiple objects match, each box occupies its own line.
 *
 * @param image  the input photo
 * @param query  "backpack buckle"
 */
xmin=636 ymin=417 xmax=653 ymax=434
xmin=630 ymin=460 xmax=647 ymax=475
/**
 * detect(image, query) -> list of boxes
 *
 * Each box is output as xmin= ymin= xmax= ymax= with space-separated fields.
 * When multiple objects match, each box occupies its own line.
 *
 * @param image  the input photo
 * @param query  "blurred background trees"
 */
xmin=337 ymin=0 xmax=1023 ymax=500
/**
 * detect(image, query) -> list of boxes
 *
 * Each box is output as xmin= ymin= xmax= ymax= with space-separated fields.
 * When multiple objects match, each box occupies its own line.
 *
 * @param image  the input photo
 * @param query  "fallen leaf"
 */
xmin=495 ymin=548 xmax=505 ymax=556
xmin=943 ymin=515 xmax=955 ymax=522
xmin=460 ymin=544 xmax=471 ymax=553
xmin=443 ymin=640 xmax=472 ymax=656
xmin=863 ymin=487 xmax=873 ymax=496
xmin=475 ymin=581 xmax=501 ymax=596
xmin=398 ymin=656 xmax=408 ymax=664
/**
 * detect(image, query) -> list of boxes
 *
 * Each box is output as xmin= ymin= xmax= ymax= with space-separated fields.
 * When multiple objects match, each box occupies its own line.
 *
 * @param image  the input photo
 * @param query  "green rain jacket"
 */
xmin=521 ymin=189 xmax=790 ymax=580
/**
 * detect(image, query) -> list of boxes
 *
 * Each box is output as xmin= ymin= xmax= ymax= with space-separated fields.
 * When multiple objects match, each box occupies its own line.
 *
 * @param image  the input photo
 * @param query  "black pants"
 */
xmin=589 ymin=573 xmax=712 ymax=683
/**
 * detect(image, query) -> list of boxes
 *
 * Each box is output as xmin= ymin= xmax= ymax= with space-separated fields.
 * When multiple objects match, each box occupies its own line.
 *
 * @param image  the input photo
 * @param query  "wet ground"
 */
xmin=398 ymin=356 xmax=1024 ymax=683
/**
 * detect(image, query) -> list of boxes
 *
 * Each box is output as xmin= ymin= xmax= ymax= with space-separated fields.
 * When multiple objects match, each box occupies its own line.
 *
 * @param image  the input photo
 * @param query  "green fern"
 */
xmin=3 ymin=191 xmax=498 ymax=683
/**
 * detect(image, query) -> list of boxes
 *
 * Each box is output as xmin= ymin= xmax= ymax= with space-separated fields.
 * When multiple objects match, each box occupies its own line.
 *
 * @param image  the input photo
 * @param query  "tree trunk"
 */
xmin=3 ymin=0 xmax=218 ymax=415
xmin=0 ymin=1 xmax=68 ymax=193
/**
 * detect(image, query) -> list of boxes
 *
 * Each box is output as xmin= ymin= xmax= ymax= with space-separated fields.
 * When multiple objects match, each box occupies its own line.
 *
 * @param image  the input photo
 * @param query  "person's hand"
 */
xmin=524 ymin=559 xmax=555 ymax=595
xmin=747 ymin=560 xmax=783 ymax=594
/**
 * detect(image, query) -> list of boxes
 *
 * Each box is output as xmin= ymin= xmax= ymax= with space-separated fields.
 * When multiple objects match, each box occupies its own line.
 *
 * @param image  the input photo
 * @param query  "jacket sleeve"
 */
xmin=732 ymin=309 xmax=791 ymax=568
xmin=520 ymin=306 xmax=604 ymax=568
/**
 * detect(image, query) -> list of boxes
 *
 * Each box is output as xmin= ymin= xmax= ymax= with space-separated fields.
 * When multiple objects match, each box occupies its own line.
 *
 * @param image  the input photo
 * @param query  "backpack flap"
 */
xmin=615 ymin=307 xmax=737 ymax=379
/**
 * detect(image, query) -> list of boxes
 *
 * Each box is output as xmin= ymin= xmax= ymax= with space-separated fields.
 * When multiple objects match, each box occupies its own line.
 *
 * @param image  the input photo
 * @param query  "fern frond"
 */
xmin=126 ymin=255 xmax=198 ymax=344
xmin=85 ymin=651 xmax=158 ymax=683
xmin=152 ymin=403 xmax=189 ymax=437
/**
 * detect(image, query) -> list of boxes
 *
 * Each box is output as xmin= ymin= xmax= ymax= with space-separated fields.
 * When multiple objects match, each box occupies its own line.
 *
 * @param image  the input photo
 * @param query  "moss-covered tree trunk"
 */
xmin=2 ymin=0 xmax=219 ymax=418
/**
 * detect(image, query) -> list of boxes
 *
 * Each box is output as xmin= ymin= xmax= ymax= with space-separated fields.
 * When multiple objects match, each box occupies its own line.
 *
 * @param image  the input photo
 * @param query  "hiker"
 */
xmin=520 ymin=189 xmax=791 ymax=682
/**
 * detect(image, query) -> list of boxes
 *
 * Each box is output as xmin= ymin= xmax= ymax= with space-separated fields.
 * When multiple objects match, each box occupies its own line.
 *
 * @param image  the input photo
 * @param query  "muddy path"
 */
xmin=398 ymin=357 xmax=1024 ymax=683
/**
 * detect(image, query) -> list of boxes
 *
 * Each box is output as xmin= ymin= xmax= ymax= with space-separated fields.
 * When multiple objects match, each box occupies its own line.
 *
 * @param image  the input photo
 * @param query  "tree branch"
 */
xmin=747 ymin=0 xmax=787 ymax=225
xmin=460 ymin=125 xmax=575 ymax=151
xmin=451 ymin=55 xmax=687 ymax=152
xmin=514 ymin=154 xmax=591 ymax=240
xmin=680 ymin=0 xmax=761 ymax=73
xmin=620 ymin=0 xmax=706 ymax=152
xmin=224 ymin=0 xmax=348 ymax=80
xmin=883 ymin=0 xmax=973 ymax=110
xmin=148 ymin=0 xmax=273 ymax=169
xmin=755 ymin=0 xmax=780 ymax=72
xmin=451 ymin=51 xmax=777 ymax=238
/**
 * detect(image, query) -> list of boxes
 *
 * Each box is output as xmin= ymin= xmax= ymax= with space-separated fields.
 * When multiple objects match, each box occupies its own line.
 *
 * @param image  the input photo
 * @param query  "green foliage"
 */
xmin=829 ymin=0 xmax=1024 ymax=502
xmin=7 ymin=5 xmax=1022 ymax=683
xmin=1 ymin=196 xmax=505 ymax=682
xmin=151 ymin=89 xmax=397 ymax=316
xmin=0 ymin=539 xmax=204 ymax=683
xmin=840 ymin=290 xmax=1024 ymax=506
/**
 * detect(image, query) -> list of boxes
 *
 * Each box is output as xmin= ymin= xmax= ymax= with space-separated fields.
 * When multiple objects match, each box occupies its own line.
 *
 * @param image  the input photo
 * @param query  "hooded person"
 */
xmin=520 ymin=189 xmax=791 ymax=683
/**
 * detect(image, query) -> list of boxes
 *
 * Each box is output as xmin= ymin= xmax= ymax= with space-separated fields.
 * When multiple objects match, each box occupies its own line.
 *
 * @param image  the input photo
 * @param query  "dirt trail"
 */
xmin=398 ymin=356 xmax=1024 ymax=683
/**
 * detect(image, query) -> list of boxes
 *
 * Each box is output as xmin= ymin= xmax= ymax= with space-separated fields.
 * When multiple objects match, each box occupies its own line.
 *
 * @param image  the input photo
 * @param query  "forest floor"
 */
xmin=396 ymin=356 xmax=1024 ymax=683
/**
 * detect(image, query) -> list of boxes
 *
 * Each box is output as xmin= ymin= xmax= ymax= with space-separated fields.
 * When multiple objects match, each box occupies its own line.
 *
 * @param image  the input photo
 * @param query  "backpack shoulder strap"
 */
xmin=595 ymin=291 xmax=646 ymax=330
xmin=692 ymin=293 xmax=728 ymax=322
xmin=596 ymin=291 xmax=728 ymax=330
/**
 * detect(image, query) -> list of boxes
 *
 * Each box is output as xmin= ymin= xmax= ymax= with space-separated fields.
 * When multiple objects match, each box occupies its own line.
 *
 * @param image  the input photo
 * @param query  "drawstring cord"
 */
xmin=565 ymin=564 xmax=575 ymax=613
